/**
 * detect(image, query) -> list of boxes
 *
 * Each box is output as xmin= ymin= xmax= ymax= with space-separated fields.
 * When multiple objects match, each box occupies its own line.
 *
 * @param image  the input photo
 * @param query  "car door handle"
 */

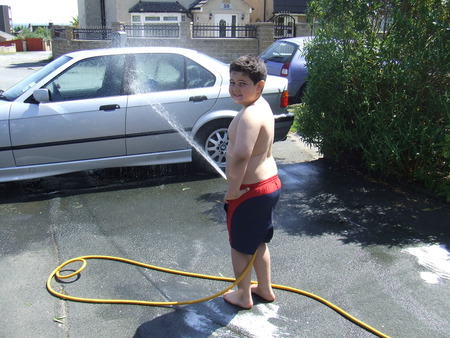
xmin=189 ymin=96 xmax=207 ymax=102
xmin=99 ymin=104 xmax=120 ymax=111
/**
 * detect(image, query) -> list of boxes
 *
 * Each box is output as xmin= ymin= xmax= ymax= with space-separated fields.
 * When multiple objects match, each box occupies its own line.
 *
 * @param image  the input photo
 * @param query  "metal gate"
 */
xmin=272 ymin=14 xmax=296 ymax=40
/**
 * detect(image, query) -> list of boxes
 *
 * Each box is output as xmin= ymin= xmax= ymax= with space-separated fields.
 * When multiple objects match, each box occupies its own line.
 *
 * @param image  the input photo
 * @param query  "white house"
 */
xmin=77 ymin=0 xmax=253 ymax=27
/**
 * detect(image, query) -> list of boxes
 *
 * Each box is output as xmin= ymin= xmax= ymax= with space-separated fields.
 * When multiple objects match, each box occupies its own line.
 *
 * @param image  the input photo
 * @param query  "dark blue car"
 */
xmin=260 ymin=36 xmax=312 ymax=105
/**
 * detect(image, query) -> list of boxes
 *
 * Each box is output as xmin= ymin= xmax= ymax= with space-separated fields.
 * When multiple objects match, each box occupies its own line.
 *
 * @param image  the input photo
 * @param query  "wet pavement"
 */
xmin=0 ymin=52 xmax=449 ymax=338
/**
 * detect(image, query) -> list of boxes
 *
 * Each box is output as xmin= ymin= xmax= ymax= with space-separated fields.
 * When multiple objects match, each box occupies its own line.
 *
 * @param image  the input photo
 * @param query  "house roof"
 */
xmin=274 ymin=0 xmax=310 ymax=14
xmin=129 ymin=1 xmax=188 ymax=13
xmin=0 ymin=30 xmax=15 ymax=41
xmin=189 ymin=0 xmax=208 ymax=10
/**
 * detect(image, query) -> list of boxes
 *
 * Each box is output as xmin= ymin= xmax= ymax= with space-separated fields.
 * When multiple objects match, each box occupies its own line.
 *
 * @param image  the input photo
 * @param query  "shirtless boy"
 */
xmin=224 ymin=55 xmax=282 ymax=310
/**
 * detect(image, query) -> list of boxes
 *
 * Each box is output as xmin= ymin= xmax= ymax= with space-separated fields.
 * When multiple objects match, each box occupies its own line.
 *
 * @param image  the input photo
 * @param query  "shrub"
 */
xmin=297 ymin=0 xmax=449 ymax=201
xmin=16 ymin=27 xmax=51 ymax=39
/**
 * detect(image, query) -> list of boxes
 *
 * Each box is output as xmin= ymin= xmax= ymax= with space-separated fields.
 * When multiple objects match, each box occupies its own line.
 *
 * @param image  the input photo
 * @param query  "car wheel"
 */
xmin=194 ymin=120 xmax=231 ymax=173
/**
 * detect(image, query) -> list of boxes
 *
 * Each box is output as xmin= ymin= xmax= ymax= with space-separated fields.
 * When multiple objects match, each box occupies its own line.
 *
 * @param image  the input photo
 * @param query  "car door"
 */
xmin=125 ymin=53 xmax=220 ymax=156
xmin=9 ymin=54 xmax=127 ymax=166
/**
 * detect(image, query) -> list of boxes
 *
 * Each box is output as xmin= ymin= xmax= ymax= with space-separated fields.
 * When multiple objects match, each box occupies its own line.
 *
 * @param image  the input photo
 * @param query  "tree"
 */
xmin=70 ymin=16 xmax=79 ymax=27
xmin=16 ymin=26 xmax=51 ymax=39
xmin=297 ymin=0 xmax=450 ymax=200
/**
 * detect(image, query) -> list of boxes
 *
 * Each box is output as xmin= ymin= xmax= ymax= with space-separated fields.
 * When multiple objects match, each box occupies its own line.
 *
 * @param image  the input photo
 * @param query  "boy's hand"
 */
xmin=224 ymin=187 xmax=250 ymax=202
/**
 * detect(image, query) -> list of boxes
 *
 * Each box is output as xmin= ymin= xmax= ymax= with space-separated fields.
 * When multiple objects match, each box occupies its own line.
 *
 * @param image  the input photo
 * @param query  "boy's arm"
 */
xmin=225 ymin=107 xmax=261 ymax=201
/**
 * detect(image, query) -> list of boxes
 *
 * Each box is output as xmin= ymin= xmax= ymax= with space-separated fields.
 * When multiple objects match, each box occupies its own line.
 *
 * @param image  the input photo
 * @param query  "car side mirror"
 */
xmin=33 ymin=89 xmax=51 ymax=103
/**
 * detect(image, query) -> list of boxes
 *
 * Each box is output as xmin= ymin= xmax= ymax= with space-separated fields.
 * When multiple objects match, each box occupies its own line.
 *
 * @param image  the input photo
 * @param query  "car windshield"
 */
xmin=260 ymin=41 xmax=299 ymax=63
xmin=1 ymin=55 xmax=72 ymax=101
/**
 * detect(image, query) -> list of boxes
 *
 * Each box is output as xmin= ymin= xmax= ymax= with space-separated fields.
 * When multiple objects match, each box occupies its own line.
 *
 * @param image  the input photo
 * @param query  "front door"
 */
xmin=214 ymin=14 xmax=237 ymax=37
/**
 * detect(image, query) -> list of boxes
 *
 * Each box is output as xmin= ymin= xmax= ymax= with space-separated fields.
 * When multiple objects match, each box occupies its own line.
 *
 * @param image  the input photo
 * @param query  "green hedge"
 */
xmin=296 ymin=0 xmax=449 ymax=201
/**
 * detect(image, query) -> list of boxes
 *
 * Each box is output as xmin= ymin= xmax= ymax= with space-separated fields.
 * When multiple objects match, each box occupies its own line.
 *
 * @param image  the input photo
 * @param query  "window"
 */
xmin=260 ymin=41 xmax=298 ymax=63
xmin=129 ymin=54 xmax=185 ymax=93
xmin=131 ymin=14 xmax=183 ymax=23
xmin=127 ymin=54 xmax=216 ymax=94
xmin=5 ymin=56 xmax=71 ymax=101
xmin=145 ymin=16 xmax=160 ymax=22
xmin=186 ymin=59 xmax=216 ymax=89
xmin=44 ymin=55 xmax=125 ymax=101
xmin=163 ymin=16 xmax=178 ymax=22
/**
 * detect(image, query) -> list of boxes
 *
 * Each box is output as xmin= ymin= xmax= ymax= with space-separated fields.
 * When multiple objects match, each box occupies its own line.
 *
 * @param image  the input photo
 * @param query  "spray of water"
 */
xmin=151 ymin=103 xmax=227 ymax=180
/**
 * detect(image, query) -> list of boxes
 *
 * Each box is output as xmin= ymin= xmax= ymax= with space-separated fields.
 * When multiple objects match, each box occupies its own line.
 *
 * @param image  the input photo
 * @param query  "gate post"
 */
xmin=255 ymin=22 xmax=274 ymax=54
xmin=179 ymin=21 xmax=191 ymax=41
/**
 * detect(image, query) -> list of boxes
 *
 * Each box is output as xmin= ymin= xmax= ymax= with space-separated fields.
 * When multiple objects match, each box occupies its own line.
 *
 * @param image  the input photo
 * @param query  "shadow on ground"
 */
xmin=281 ymin=159 xmax=449 ymax=248
xmin=198 ymin=159 xmax=450 ymax=250
xmin=6 ymin=57 xmax=52 ymax=69
xmin=0 ymin=163 xmax=218 ymax=204
xmin=2 ymin=159 xmax=448 ymax=250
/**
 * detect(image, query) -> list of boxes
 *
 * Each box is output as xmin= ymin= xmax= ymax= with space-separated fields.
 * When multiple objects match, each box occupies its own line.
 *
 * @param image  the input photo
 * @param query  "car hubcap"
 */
xmin=206 ymin=128 xmax=228 ymax=168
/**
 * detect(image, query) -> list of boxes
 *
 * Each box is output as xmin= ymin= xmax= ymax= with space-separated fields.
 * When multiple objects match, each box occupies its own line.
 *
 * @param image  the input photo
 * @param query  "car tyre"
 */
xmin=193 ymin=120 xmax=231 ymax=175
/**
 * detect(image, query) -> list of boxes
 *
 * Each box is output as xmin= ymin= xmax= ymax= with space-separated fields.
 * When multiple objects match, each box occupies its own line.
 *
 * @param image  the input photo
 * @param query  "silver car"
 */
xmin=0 ymin=47 xmax=292 ymax=182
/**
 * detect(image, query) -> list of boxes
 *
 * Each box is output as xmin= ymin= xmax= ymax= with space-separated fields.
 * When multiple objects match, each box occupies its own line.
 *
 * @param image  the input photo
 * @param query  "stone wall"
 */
xmin=52 ymin=22 xmax=312 ymax=63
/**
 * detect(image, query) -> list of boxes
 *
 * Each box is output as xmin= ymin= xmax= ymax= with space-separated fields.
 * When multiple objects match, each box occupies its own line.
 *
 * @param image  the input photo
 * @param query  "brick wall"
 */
xmin=52 ymin=22 xmax=312 ymax=63
xmin=0 ymin=39 xmax=22 ymax=51
xmin=0 ymin=38 xmax=52 ymax=52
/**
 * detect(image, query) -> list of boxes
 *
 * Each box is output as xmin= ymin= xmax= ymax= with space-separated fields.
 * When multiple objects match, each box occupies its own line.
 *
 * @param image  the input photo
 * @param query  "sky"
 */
xmin=1 ymin=0 xmax=78 ymax=25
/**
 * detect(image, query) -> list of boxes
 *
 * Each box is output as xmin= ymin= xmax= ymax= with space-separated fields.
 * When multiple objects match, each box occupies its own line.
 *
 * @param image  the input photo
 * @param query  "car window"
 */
xmin=128 ymin=53 xmax=216 ymax=94
xmin=129 ymin=53 xmax=184 ymax=93
xmin=43 ymin=55 xmax=125 ymax=102
xmin=186 ymin=58 xmax=215 ymax=89
xmin=260 ymin=41 xmax=298 ymax=63
xmin=3 ymin=56 xmax=71 ymax=101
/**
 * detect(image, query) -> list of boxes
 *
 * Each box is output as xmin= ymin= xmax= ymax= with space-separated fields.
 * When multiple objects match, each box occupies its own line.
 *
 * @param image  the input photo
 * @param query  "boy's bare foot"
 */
xmin=223 ymin=290 xmax=253 ymax=310
xmin=251 ymin=284 xmax=275 ymax=302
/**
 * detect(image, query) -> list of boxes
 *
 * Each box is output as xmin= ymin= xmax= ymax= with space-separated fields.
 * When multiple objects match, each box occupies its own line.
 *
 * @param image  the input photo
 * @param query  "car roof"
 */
xmin=276 ymin=36 xmax=313 ymax=46
xmin=65 ymin=46 xmax=205 ymax=60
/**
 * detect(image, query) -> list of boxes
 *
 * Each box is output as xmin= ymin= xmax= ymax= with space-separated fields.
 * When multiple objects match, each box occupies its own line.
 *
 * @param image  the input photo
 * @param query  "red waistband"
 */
xmin=240 ymin=174 xmax=279 ymax=190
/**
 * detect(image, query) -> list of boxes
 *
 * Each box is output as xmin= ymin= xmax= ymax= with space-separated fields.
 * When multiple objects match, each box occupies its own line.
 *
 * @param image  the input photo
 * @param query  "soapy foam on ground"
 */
xmin=403 ymin=244 xmax=450 ymax=284
xmin=183 ymin=302 xmax=286 ymax=337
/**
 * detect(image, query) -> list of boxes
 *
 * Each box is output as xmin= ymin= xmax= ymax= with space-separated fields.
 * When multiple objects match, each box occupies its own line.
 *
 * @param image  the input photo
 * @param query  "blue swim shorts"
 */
xmin=225 ymin=175 xmax=281 ymax=255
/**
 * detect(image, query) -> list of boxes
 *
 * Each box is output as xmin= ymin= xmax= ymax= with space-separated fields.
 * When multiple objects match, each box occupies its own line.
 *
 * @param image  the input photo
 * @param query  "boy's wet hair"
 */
xmin=230 ymin=55 xmax=267 ymax=84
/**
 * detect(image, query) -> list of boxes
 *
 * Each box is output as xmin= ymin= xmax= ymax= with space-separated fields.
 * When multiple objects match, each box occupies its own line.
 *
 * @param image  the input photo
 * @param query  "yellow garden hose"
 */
xmin=47 ymin=254 xmax=390 ymax=338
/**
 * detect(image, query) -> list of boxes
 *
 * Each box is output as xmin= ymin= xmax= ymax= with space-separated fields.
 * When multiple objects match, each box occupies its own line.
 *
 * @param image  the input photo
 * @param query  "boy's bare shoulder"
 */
xmin=244 ymin=97 xmax=273 ymax=119
xmin=247 ymin=97 xmax=269 ymax=111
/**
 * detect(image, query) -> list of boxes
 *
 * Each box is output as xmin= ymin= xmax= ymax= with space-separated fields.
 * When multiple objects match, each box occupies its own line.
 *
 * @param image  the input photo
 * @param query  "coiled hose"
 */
xmin=47 ymin=254 xmax=389 ymax=338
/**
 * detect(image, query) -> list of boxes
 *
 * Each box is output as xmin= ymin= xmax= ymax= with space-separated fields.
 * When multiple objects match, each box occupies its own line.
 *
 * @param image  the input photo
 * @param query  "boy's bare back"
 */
xmin=227 ymin=96 xmax=278 ymax=185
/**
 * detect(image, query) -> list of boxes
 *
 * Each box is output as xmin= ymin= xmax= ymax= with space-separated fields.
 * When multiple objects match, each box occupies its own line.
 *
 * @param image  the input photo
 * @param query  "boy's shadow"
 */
xmin=133 ymin=299 xmax=237 ymax=338
xmin=133 ymin=295 xmax=271 ymax=337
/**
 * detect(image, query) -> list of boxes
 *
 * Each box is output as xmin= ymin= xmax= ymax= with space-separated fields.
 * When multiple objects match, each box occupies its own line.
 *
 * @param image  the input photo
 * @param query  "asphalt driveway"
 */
xmin=0 ymin=52 xmax=449 ymax=338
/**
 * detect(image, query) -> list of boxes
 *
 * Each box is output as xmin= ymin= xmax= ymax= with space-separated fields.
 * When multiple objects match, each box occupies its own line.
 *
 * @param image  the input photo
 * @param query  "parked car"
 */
xmin=0 ymin=47 xmax=292 ymax=182
xmin=260 ymin=36 xmax=312 ymax=105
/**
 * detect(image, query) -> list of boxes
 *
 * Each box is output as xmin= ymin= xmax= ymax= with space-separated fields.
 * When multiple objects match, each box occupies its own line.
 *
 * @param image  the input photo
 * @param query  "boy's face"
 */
xmin=229 ymin=71 xmax=265 ymax=107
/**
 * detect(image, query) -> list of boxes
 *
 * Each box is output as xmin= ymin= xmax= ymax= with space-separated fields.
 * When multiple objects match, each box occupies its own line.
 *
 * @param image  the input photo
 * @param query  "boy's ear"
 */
xmin=257 ymin=80 xmax=265 ymax=92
